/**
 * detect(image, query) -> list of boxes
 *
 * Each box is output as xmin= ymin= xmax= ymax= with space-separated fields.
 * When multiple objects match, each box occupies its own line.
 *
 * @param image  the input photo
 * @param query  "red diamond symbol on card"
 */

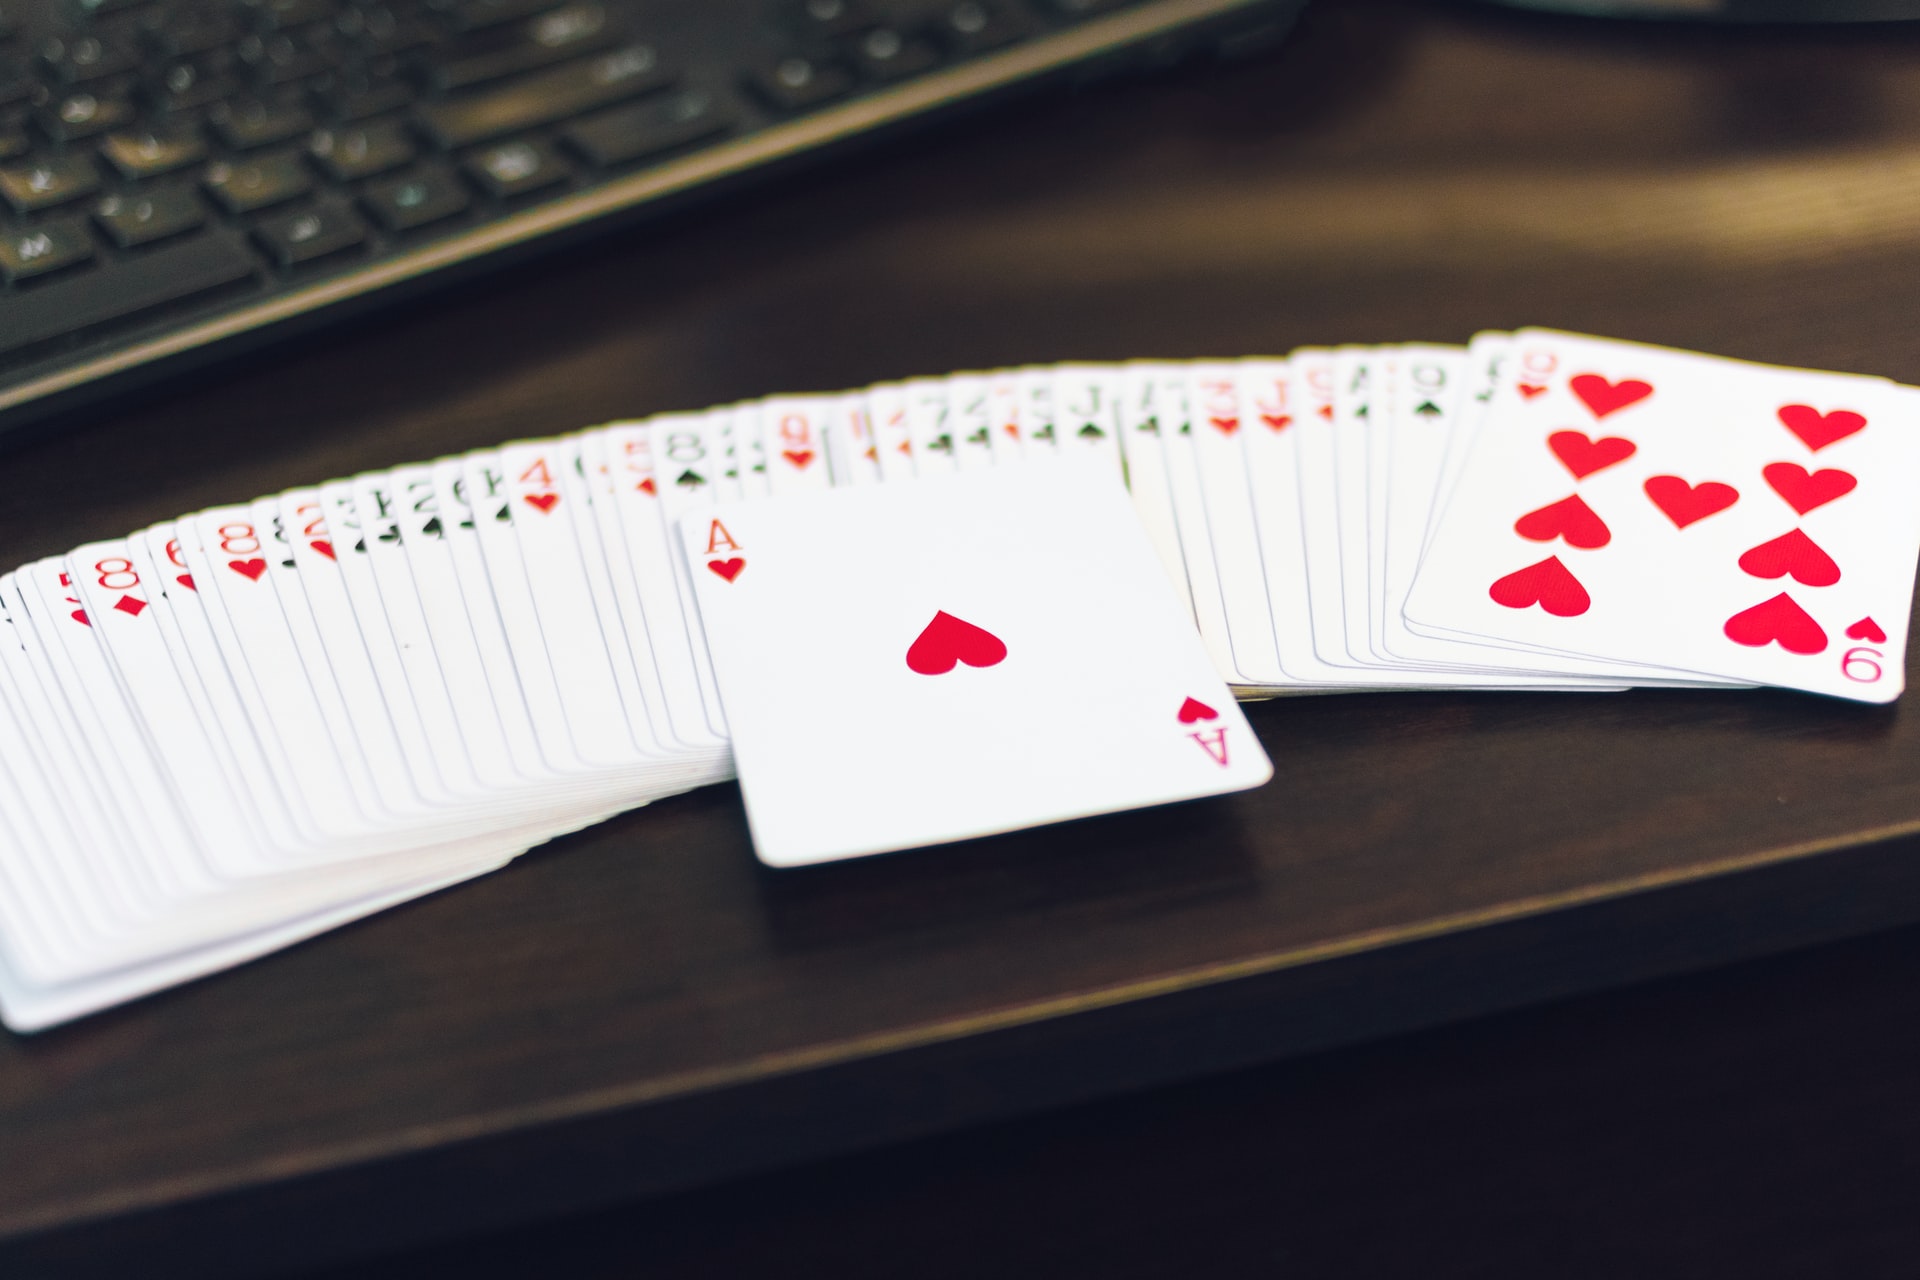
xmin=114 ymin=595 xmax=147 ymax=617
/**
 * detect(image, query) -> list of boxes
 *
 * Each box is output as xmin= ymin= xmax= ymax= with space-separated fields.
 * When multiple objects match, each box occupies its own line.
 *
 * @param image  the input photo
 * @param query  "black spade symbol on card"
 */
xmin=494 ymin=505 xmax=512 ymax=523
xmin=676 ymin=469 xmax=706 ymax=490
xmin=929 ymin=434 xmax=953 ymax=453
xmin=353 ymin=538 xmax=367 ymax=553
xmin=1077 ymin=423 xmax=1105 ymax=439
xmin=1414 ymin=400 xmax=1442 ymax=418
xmin=1033 ymin=425 xmax=1055 ymax=441
xmin=421 ymin=516 xmax=444 ymax=538
xmin=378 ymin=526 xmax=401 ymax=544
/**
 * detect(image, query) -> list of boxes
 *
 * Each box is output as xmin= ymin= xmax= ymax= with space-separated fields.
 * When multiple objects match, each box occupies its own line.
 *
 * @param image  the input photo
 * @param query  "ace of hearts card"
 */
xmin=681 ymin=463 xmax=1272 ymax=866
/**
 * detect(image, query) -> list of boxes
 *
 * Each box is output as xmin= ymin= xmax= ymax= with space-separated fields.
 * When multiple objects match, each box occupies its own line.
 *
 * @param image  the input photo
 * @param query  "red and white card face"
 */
xmin=821 ymin=393 xmax=882 ymax=485
xmin=1406 ymin=330 xmax=1920 ymax=701
xmin=1183 ymin=362 xmax=1284 ymax=685
xmin=757 ymin=396 xmax=837 ymax=494
xmin=865 ymin=382 xmax=916 ymax=480
xmin=1237 ymin=357 xmax=1358 ymax=687
xmin=683 ymin=463 xmax=1271 ymax=867
xmin=16 ymin=333 xmax=1920 ymax=1033
xmin=986 ymin=370 xmax=1026 ymax=459
xmin=601 ymin=421 xmax=730 ymax=746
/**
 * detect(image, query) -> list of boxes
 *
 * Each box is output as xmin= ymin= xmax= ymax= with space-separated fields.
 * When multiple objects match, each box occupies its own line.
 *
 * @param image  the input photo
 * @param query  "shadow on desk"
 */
xmin=304 ymin=919 xmax=1920 ymax=1280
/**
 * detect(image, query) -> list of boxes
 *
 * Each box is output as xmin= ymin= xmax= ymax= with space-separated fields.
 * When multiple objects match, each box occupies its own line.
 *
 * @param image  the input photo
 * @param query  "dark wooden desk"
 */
xmin=10 ymin=2 xmax=1920 ymax=1275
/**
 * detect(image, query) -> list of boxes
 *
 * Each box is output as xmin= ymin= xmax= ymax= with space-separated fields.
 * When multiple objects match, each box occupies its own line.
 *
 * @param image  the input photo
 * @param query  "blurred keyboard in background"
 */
xmin=0 ymin=0 xmax=1304 ymax=443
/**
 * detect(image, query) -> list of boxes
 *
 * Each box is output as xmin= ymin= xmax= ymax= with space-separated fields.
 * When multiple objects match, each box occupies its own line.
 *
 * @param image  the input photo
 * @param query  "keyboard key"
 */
xmin=309 ymin=119 xmax=415 ymax=180
xmin=245 ymin=0 xmax=341 ymax=31
xmin=848 ymin=26 xmax=939 ymax=81
xmin=37 ymin=91 xmax=137 ymax=143
xmin=94 ymin=187 xmax=206 ymax=248
xmin=563 ymin=87 xmax=734 ymax=167
xmin=152 ymin=56 xmax=247 ymax=112
xmin=441 ymin=0 xmax=567 ymax=32
xmin=203 ymin=151 xmax=313 ymax=213
xmin=362 ymin=165 xmax=469 ymax=230
xmin=427 ymin=2 xmax=620 ymax=92
xmin=746 ymin=53 xmax=853 ymax=112
xmin=0 ymin=217 xmax=93 ymax=283
xmin=253 ymin=203 xmax=365 ymax=266
xmin=0 ymin=128 xmax=30 ymax=161
xmin=142 ymin=11 xmax=245 ymax=57
xmin=100 ymin=127 xmax=210 ymax=180
xmin=418 ymin=45 xmax=675 ymax=148
xmin=317 ymin=71 xmax=415 ymax=121
xmin=463 ymin=138 xmax=567 ymax=197
xmin=210 ymin=96 xmax=315 ymax=149
xmin=38 ymin=34 xmax=140 ymax=85
xmin=0 ymin=59 xmax=33 ymax=110
xmin=346 ymin=6 xmax=438 ymax=55
xmin=0 ymin=154 xmax=101 ymax=213
xmin=789 ymin=0 xmax=874 ymax=37
xmin=237 ymin=30 xmax=340 ymax=86
xmin=936 ymin=2 xmax=1031 ymax=56
xmin=0 ymin=222 xmax=256 ymax=362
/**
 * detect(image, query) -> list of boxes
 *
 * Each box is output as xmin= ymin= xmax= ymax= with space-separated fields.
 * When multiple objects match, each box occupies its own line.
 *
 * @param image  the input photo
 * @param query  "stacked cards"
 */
xmin=2 ymin=327 xmax=1914 ymax=1031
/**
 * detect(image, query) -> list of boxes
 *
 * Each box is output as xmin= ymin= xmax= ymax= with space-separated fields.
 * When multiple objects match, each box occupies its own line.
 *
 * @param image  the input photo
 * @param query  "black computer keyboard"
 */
xmin=0 ymin=0 xmax=1302 ymax=439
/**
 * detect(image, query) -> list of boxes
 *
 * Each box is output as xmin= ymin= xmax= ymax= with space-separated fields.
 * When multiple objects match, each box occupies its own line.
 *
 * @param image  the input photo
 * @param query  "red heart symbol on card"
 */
xmin=1763 ymin=462 xmax=1856 ymax=515
xmin=176 ymin=574 xmax=195 ymax=592
xmin=1778 ymin=404 xmax=1866 ymax=452
xmin=1569 ymin=374 xmax=1653 ymax=419
xmin=638 ymin=477 xmax=656 ymax=495
xmin=310 ymin=539 xmax=335 ymax=560
xmin=1177 ymin=697 xmax=1218 ymax=724
xmin=1548 ymin=430 xmax=1636 ymax=480
xmin=1517 ymin=382 xmax=1548 ymax=400
xmin=228 ymin=558 xmax=267 ymax=581
xmin=1643 ymin=476 xmax=1738 ymax=529
xmin=1489 ymin=555 xmax=1590 ymax=617
xmin=1209 ymin=416 xmax=1239 ymax=436
xmin=1317 ymin=404 xmax=1334 ymax=420
xmin=706 ymin=557 xmax=745 ymax=583
xmin=906 ymin=610 xmax=1007 ymax=675
xmin=1513 ymin=494 xmax=1611 ymax=549
xmin=1261 ymin=413 xmax=1292 ymax=432
xmin=1847 ymin=616 xmax=1888 ymax=643
xmin=70 ymin=609 xmax=89 ymax=626
xmin=783 ymin=449 xmax=814 ymax=470
xmin=1738 ymin=528 xmax=1840 ymax=586
xmin=1724 ymin=592 xmax=1827 ymax=655
xmin=523 ymin=493 xmax=559 ymax=514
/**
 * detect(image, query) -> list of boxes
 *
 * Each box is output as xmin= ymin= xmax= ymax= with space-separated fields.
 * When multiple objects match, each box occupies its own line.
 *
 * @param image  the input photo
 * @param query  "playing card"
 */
xmin=1116 ymin=362 xmax=1195 ymax=618
xmin=683 ymin=462 xmax=1271 ymax=866
xmin=1406 ymin=330 xmax=1916 ymax=700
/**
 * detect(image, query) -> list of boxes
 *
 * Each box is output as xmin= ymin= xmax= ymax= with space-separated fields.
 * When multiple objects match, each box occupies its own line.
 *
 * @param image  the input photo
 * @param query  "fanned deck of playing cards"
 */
xmin=3 ymin=328 xmax=1916 ymax=1030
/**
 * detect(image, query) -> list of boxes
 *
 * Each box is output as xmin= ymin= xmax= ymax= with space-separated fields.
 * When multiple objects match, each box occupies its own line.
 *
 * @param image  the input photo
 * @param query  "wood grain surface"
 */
xmin=10 ymin=1 xmax=1920 ymax=1274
